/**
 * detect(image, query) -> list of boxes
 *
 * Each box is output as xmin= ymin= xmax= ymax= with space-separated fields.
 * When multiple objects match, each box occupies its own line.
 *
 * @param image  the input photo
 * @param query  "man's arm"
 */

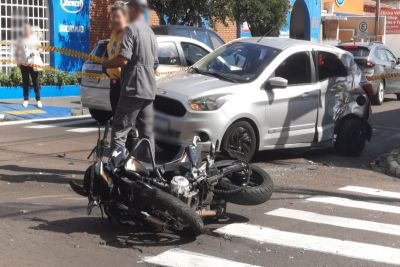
xmin=103 ymin=26 xmax=133 ymax=69
xmin=103 ymin=56 xmax=128 ymax=69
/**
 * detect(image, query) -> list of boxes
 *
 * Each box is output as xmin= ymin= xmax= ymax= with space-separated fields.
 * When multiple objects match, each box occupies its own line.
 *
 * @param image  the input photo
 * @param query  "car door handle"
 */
xmin=301 ymin=92 xmax=313 ymax=98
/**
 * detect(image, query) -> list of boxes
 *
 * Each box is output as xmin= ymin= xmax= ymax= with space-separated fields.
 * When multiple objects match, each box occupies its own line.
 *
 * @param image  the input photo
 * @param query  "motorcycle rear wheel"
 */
xmin=140 ymin=188 xmax=205 ymax=237
xmin=215 ymin=161 xmax=274 ymax=205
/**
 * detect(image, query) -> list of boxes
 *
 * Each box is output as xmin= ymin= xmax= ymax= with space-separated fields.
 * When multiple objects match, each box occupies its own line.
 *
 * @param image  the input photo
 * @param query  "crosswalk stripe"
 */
xmin=67 ymin=127 xmax=99 ymax=133
xmin=339 ymin=186 xmax=400 ymax=200
xmin=266 ymin=208 xmax=400 ymax=236
xmin=24 ymin=119 xmax=94 ymax=129
xmin=142 ymin=248 xmax=259 ymax=267
xmin=307 ymin=196 xmax=400 ymax=214
xmin=215 ymin=223 xmax=400 ymax=265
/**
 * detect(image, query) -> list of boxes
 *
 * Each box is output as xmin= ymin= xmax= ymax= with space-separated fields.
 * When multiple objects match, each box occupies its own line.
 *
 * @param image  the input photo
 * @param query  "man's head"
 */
xmin=127 ymin=0 xmax=147 ymax=22
xmin=22 ymin=23 xmax=32 ymax=38
xmin=110 ymin=1 xmax=128 ymax=32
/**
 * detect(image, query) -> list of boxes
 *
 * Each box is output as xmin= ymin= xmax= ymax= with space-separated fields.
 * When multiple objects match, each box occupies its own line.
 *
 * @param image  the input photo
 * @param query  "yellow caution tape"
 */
xmin=0 ymin=59 xmax=109 ymax=80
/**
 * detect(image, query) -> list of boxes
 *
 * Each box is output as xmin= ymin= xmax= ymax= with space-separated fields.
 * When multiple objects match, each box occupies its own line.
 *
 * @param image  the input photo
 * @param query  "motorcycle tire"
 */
xmin=141 ymin=188 xmax=205 ymax=237
xmin=215 ymin=162 xmax=274 ymax=206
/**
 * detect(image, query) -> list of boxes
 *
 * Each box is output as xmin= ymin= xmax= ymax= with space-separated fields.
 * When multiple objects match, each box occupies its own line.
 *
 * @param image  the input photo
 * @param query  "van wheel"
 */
xmin=372 ymin=81 xmax=384 ymax=105
xmin=222 ymin=121 xmax=257 ymax=162
xmin=397 ymin=94 xmax=400 ymax=101
xmin=334 ymin=118 xmax=367 ymax=157
xmin=89 ymin=109 xmax=112 ymax=124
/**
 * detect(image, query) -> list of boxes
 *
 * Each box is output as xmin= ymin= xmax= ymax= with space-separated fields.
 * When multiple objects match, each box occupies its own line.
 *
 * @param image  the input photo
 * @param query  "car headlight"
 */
xmin=189 ymin=94 xmax=232 ymax=111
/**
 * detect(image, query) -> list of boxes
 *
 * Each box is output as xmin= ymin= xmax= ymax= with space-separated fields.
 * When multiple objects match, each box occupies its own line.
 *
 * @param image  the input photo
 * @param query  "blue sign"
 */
xmin=336 ymin=0 xmax=345 ymax=6
xmin=49 ymin=0 xmax=91 ymax=72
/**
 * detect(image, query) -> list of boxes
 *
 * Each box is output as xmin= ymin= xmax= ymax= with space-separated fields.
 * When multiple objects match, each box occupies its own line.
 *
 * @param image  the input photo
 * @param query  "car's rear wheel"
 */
xmin=222 ymin=121 xmax=257 ymax=162
xmin=89 ymin=109 xmax=112 ymax=124
xmin=397 ymin=94 xmax=400 ymax=101
xmin=334 ymin=118 xmax=367 ymax=157
xmin=372 ymin=81 xmax=385 ymax=105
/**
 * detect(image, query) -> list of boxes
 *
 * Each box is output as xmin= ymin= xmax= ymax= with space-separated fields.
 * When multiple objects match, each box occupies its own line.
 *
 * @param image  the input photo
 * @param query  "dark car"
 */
xmin=338 ymin=42 xmax=400 ymax=105
xmin=152 ymin=25 xmax=225 ymax=50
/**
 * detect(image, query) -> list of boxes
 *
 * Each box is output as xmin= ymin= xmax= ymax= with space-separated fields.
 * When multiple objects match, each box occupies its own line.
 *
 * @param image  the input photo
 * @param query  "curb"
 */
xmin=373 ymin=149 xmax=400 ymax=178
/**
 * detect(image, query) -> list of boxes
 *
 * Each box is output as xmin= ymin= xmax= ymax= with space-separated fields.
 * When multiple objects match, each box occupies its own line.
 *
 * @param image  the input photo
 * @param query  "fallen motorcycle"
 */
xmin=70 ymin=122 xmax=274 ymax=237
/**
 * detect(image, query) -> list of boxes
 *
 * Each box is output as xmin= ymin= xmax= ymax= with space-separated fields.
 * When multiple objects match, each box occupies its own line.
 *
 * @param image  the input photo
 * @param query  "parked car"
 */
xmin=337 ymin=42 xmax=400 ymax=105
xmin=152 ymin=25 xmax=225 ymax=50
xmin=81 ymin=36 xmax=213 ymax=123
xmin=155 ymin=38 xmax=372 ymax=161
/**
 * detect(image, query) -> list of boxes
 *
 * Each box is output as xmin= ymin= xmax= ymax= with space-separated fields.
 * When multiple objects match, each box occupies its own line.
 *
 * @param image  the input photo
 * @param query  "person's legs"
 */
xmin=20 ymin=65 xmax=30 ymax=101
xmin=110 ymin=97 xmax=142 ymax=152
xmin=109 ymin=79 xmax=121 ymax=116
xmin=30 ymin=68 xmax=41 ymax=101
xmin=136 ymin=100 xmax=155 ymax=161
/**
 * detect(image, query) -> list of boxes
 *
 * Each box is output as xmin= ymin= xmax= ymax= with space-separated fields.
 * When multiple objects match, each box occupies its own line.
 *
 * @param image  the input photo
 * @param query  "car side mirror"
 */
xmin=265 ymin=77 xmax=288 ymax=90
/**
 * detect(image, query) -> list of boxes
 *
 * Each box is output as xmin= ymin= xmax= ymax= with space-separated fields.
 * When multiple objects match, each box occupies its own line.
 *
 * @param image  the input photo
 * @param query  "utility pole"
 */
xmin=375 ymin=0 xmax=381 ymax=41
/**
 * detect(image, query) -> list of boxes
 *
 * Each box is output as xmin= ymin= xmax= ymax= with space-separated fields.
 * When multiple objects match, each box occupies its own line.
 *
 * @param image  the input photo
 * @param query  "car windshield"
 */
xmin=191 ymin=42 xmax=280 ymax=83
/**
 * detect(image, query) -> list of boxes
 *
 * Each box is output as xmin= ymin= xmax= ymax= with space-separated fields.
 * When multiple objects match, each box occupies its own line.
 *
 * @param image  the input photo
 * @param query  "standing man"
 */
xmin=107 ymin=1 xmax=128 ymax=116
xmin=102 ymin=0 xmax=159 ymax=161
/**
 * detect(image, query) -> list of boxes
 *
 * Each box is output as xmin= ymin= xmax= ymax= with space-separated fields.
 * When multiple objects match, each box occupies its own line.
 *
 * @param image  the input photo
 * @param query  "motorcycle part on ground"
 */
xmin=214 ymin=161 xmax=274 ymax=206
xmin=140 ymin=187 xmax=205 ymax=237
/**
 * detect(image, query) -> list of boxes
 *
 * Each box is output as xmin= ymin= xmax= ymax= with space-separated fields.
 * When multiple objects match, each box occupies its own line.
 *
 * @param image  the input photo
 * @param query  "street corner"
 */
xmin=0 ymin=103 xmax=73 ymax=121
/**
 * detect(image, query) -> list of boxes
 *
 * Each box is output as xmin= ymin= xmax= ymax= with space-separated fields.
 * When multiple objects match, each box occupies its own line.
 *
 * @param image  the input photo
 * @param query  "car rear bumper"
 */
xmin=81 ymin=85 xmax=112 ymax=111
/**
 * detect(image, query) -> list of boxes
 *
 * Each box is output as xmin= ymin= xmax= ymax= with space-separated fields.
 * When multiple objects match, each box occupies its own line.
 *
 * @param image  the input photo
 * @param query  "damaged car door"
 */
xmin=264 ymin=51 xmax=320 ymax=147
xmin=315 ymin=50 xmax=354 ymax=142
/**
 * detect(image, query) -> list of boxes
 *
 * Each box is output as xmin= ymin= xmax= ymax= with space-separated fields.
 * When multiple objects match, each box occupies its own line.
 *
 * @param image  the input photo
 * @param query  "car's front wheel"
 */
xmin=89 ymin=109 xmax=112 ymax=124
xmin=372 ymin=81 xmax=385 ymax=105
xmin=222 ymin=121 xmax=257 ymax=162
xmin=334 ymin=118 xmax=368 ymax=157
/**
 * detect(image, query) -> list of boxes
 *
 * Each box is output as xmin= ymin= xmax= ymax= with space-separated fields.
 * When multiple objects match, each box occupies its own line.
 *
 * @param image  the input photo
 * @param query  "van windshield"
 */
xmin=191 ymin=42 xmax=280 ymax=83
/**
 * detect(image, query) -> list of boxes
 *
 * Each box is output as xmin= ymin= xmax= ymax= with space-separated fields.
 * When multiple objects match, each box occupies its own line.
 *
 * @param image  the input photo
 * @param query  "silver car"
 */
xmin=155 ymin=38 xmax=372 ymax=161
xmin=81 ymin=36 xmax=213 ymax=122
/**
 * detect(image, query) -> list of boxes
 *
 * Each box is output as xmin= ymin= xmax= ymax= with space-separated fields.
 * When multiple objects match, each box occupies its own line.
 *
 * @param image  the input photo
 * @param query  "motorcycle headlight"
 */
xmin=189 ymin=94 xmax=232 ymax=111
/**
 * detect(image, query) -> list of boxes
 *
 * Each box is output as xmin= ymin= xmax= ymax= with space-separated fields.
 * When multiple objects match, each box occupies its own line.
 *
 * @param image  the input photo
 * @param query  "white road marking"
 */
xmin=142 ymin=248 xmax=260 ymax=267
xmin=307 ymin=196 xmax=400 ymax=214
xmin=67 ymin=127 xmax=99 ymax=133
xmin=0 ymin=115 xmax=91 ymax=127
xmin=61 ymin=197 xmax=87 ymax=201
xmin=339 ymin=186 xmax=400 ymax=200
xmin=266 ymin=208 xmax=400 ymax=236
xmin=18 ymin=194 xmax=74 ymax=200
xmin=24 ymin=119 xmax=94 ymax=129
xmin=215 ymin=223 xmax=400 ymax=265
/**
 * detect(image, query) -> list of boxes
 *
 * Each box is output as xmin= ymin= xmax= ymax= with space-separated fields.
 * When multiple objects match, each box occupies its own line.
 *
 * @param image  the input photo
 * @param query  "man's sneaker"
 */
xmin=22 ymin=100 xmax=29 ymax=108
xmin=37 ymin=101 xmax=43 ymax=108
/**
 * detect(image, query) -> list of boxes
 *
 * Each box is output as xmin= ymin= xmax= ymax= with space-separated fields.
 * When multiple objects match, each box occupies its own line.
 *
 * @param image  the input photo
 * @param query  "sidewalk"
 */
xmin=0 ymin=96 xmax=88 ymax=121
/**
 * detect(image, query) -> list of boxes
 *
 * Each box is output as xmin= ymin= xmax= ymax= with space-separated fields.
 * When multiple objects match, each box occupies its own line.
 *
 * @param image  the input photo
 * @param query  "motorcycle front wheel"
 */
xmin=215 ymin=161 xmax=274 ymax=206
xmin=139 ymin=187 xmax=205 ymax=237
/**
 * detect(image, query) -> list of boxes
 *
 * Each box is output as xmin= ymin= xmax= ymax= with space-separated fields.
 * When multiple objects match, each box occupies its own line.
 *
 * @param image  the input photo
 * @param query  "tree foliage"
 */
xmin=148 ymin=0 xmax=291 ymax=37
xmin=211 ymin=0 xmax=291 ymax=36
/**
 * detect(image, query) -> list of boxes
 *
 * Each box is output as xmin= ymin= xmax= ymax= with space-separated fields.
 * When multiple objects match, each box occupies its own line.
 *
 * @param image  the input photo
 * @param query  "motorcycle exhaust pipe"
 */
xmin=197 ymin=209 xmax=217 ymax=217
xmin=141 ymin=212 xmax=167 ymax=231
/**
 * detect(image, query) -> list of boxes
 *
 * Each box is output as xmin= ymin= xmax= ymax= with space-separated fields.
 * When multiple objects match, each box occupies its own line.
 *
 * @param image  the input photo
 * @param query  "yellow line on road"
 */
xmin=5 ymin=109 xmax=46 ymax=115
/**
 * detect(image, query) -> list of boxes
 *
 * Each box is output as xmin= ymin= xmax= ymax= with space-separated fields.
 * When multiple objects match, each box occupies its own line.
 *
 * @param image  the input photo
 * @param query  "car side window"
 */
xmin=385 ymin=49 xmax=397 ymax=63
xmin=181 ymin=42 xmax=209 ymax=66
xmin=169 ymin=28 xmax=191 ymax=38
xmin=376 ymin=48 xmax=389 ymax=62
xmin=317 ymin=51 xmax=348 ymax=81
xmin=274 ymin=52 xmax=312 ymax=86
xmin=158 ymin=42 xmax=181 ymax=65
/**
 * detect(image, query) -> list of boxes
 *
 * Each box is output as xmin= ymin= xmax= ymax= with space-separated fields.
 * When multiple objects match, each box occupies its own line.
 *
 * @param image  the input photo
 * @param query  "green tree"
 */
xmin=148 ymin=0 xmax=213 ymax=25
xmin=212 ymin=0 xmax=291 ymax=36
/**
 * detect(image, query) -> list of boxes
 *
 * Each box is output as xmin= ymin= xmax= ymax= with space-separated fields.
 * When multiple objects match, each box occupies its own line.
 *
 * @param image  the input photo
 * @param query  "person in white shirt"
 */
xmin=15 ymin=23 xmax=44 ymax=108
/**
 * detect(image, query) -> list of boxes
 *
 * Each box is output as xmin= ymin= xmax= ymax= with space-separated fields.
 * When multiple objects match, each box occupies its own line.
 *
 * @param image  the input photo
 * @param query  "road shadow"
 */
xmin=0 ymin=165 xmax=84 ymax=184
xmin=31 ymin=216 xmax=193 ymax=248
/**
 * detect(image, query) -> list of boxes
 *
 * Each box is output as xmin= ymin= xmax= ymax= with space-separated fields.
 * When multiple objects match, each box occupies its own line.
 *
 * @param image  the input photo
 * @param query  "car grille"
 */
xmin=154 ymin=96 xmax=187 ymax=117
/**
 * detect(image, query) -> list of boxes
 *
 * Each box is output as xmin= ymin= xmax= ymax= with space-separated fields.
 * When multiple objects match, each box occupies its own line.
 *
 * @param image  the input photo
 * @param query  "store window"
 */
xmin=0 ymin=0 xmax=50 ymax=72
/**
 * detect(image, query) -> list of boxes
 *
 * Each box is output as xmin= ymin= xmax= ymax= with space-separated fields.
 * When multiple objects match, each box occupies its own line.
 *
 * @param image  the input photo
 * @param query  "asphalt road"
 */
xmin=0 ymin=96 xmax=400 ymax=267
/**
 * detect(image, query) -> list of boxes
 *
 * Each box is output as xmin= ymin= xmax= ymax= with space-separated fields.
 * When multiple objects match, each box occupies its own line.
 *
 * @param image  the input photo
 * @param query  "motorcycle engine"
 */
xmin=170 ymin=176 xmax=198 ymax=207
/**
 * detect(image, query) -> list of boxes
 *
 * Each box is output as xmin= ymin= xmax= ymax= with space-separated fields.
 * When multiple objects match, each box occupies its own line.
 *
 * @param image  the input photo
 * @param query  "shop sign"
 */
xmin=381 ymin=8 xmax=400 ymax=34
xmin=336 ymin=0 xmax=345 ymax=7
xmin=60 ymin=0 xmax=84 ymax=14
